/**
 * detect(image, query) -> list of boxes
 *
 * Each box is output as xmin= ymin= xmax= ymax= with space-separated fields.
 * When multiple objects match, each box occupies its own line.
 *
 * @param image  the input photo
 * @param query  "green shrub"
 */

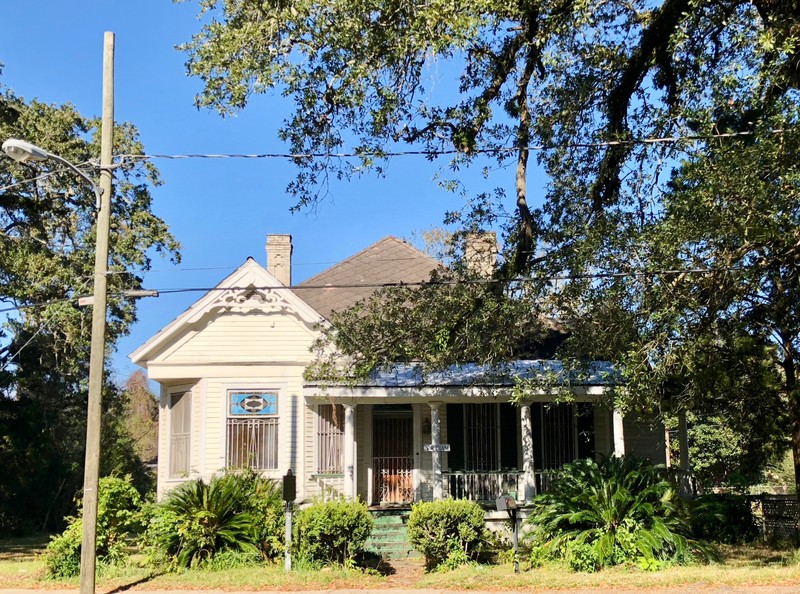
xmin=45 ymin=475 xmax=143 ymax=578
xmin=230 ymin=469 xmax=284 ymax=559
xmin=406 ymin=498 xmax=487 ymax=571
xmin=524 ymin=456 xmax=712 ymax=571
xmin=138 ymin=502 xmax=181 ymax=568
xmin=567 ymin=541 xmax=599 ymax=572
xmin=690 ymin=494 xmax=759 ymax=544
xmin=294 ymin=498 xmax=373 ymax=566
xmin=161 ymin=474 xmax=258 ymax=568
xmin=145 ymin=470 xmax=285 ymax=569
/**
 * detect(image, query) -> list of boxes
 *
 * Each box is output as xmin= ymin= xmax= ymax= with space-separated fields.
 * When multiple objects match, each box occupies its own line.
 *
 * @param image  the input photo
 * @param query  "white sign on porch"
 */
xmin=424 ymin=443 xmax=451 ymax=452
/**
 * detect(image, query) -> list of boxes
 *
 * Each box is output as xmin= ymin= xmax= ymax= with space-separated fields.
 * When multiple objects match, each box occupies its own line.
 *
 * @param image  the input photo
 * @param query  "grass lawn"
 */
xmin=0 ymin=536 xmax=798 ymax=591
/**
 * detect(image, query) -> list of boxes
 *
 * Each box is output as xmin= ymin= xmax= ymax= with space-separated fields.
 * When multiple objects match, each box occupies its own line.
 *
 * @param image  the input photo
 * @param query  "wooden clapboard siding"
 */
xmin=303 ymin=403 xmax=321 ymax=500
xmin=163 ymin=314 xmax=315 ymax=363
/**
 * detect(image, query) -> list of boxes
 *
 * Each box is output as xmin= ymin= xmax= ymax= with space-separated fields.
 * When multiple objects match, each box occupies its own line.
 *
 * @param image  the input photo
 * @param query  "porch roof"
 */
xmin=307 ymin=360 xmax=617 ymax=388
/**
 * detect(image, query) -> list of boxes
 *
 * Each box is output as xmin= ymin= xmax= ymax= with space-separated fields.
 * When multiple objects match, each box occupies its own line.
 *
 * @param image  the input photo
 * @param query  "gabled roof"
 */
xmin=130 ymin=257 xmax=324 ymax=366
xmin=292 ymin=236 xmax=440 ymax=319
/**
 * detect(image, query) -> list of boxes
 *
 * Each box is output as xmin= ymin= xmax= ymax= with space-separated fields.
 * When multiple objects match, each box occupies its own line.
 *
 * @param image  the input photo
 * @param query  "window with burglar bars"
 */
xmin=541 ymin=403 xmax=575 ymax=469
xmin=464 ymin=403 xmax=499 ymax=471
xmin=226 ymin=390 xmax=279 ymax=470
xmin=317 ymin=403 xmax=344 ymax=473
xmin=169 ymin=391 xmax=191 ymax=477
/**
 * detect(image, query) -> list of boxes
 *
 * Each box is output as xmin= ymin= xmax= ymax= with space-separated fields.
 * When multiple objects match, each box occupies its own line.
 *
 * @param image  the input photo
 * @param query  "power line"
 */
xmin=115 ymin=129 xmax=781 ymax=163
xmin=0 ymin=265 xmax=749 ymax=315
xmin=1 ymin=128 xmax=785 ymax=195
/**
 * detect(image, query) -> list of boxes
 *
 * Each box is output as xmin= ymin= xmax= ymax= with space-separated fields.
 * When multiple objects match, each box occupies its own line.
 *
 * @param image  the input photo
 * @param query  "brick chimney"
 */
xmin=266 ymin=234 xmax=292 ymax=286
xmin=464 ymin=232 xmax=497 ymax=277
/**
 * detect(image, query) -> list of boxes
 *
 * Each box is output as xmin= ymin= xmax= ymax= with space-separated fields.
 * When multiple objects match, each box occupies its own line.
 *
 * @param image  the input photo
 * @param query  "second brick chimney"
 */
xmin=464 ymin=232 xmax=497 ymax=277
xmin=266 ymin=234 xmax=292 ymax=286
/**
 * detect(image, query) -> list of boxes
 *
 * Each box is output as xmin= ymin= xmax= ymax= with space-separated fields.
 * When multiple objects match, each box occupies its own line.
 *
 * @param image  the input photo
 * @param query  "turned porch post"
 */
xmin=612 ymin=408 xmax=626 ymax=457
xmin=520 ymin=403 xmax=536 ymax=502
xmin=429 ymin=402 xmax=443 ymax=499
xmin=343 ymin=403 xmax=356 ymax=498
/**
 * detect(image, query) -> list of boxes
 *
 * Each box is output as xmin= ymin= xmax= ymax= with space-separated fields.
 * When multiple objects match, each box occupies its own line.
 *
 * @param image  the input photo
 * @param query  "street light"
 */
xmin=3 ymin=135 xmax=111 ymax=594
xmin=2 ymin=139 xmax=102 ymax=208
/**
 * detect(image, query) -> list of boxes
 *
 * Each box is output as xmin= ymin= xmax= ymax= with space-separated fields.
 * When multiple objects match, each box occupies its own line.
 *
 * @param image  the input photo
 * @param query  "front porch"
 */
xmin=304 ymin=362 xmax=689 ymax=506
xmin=309 ymin=399 xmax=675 ymax=506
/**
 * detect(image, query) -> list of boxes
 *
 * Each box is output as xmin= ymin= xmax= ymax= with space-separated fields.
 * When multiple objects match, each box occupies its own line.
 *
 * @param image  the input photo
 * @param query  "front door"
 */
xmin=372 ymin=405 xmax=413 ymax=504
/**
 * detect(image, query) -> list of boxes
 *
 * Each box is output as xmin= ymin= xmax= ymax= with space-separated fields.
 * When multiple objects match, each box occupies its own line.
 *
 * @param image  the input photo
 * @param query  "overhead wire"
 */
xmin=0 ymin=128 xmax=785 ymax=195
xmin=0 ymin=264 xmax=749 ymax=315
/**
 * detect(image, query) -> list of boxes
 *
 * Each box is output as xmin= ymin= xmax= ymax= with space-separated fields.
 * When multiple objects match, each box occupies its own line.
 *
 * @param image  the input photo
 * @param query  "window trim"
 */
xmin=316 ymin=403 xmax=344 ymax=475
xmin=225 ymin=388 xmax=281 ymax=471
xmin=168 ymin=389 xmax=192 ymax=478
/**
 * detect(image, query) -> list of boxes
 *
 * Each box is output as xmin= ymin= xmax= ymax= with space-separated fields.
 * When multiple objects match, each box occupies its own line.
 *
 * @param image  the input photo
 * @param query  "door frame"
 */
xmin=370 ymin=404 xmax=415 ymax=505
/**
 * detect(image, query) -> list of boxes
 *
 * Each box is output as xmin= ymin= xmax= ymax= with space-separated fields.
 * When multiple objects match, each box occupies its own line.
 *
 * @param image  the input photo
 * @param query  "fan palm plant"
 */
xmin=526 ymin=456 xmax=710 ymax=570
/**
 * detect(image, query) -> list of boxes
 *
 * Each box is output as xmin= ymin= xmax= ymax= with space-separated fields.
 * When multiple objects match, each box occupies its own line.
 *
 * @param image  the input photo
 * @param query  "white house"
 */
xmin=131 ymin=234 xmax=670 ymax=504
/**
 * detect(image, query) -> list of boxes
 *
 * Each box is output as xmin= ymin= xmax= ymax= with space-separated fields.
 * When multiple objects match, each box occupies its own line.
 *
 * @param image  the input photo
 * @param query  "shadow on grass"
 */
xmin=0 ymin=534 xmax=50 ymax=561
xmin=358 ymin=551 xmax=396 ymax=576
xmin=106 ymin=571 xmax=164 ymax=594
xmin=716 ymin=542 xmax=798 ymax=567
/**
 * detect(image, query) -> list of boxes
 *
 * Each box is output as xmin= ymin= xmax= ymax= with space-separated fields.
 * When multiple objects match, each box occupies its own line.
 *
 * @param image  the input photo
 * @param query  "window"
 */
xmin=541 ymin=403 xmax=575 ymax=469
xmin=169 ymin=391 xmax=191 ymax=477
xmin=317 ymin=403 xmax=344 ymax=473
xmin=464 ymin=403 xmax=499 ymax=471
xmin=226 ymin=390 xmax=279 ymax=470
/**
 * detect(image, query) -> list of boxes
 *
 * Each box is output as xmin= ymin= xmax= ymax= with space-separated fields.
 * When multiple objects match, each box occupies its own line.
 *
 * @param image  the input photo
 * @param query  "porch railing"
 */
xmin=440 ymin=468 xmax=697 ymax=503
xmin=444 ymin=471 xmax=523 ymax=501
xmin=667 ymin=469 xmax=697 ymax=497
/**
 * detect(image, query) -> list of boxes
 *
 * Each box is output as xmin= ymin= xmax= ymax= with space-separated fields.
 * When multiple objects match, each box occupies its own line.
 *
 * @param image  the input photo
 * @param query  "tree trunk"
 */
xmin=781 ymin=339 xmax=800 ymax=503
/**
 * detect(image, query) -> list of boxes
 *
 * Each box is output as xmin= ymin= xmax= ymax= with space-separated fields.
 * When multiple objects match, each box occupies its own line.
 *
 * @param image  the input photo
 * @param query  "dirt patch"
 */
xmin=381 ymin=558 xmax=426 ymax=587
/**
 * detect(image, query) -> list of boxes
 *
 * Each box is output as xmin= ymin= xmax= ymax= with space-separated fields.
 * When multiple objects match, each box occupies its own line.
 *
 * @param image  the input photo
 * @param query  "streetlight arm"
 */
xmin=2 ymin=138 xmax=103 ymax=209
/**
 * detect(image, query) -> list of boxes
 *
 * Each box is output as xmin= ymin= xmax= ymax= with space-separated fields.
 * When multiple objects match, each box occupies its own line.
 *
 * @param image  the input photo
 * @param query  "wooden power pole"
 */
xmin=79 ymin=30 xmax=114 ymax=594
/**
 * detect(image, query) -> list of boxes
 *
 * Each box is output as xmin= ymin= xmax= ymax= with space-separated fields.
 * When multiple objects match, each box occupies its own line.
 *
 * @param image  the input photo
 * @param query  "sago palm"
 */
xmin=163 ymin=474 xmax=259 ymax=567
xmin=526 ymin=456 xmax=708 ymax=568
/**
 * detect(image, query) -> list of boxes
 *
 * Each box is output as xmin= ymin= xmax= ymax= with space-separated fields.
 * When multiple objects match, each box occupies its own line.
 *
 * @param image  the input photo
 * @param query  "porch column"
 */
xmin=429 ymin=402 xmax=443 ymax=500
xmin=520 ymin=403 xmax=536 ymax=503
xmin=343 ymin=403 xmax=356 ymax=499
xmin=678 ymin=410 xmax=690 ymax=470
xmin=612 ymin=408 xmax=626 ymax=457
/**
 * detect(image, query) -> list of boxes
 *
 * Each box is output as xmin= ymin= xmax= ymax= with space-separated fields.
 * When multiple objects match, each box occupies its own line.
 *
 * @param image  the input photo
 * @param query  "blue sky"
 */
xmin=1 ymin=2 xmax=536 ymax=381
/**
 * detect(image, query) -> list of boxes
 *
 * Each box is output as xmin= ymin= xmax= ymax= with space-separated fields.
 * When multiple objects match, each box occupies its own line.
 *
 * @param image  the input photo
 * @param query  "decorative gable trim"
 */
xmin=130 ymin=258 xmax=325 ymax=366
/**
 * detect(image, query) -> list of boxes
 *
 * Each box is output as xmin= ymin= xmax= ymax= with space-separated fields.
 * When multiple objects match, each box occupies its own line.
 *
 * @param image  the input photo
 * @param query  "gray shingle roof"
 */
xmin=293 ymin=236 xmax=440 ymax=319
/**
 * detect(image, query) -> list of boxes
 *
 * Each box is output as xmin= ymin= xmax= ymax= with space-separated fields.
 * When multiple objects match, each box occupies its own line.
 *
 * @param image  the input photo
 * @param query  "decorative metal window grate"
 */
xmin=541 ymin=403 xmax=575 ymax=470
xmin=317 ymin=404 xmax=343 ymax=473
xmin=226 ymin=391 xmax=279 ymax=470
xmin=464 ymin=403 xmax=499 ymax=471
xmin=169 ymin=391 xmax=191 ymax=477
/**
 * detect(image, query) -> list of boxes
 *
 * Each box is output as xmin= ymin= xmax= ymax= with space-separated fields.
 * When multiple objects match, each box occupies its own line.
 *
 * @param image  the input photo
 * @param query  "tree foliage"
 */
xmin=0 ymin=78 xmax=179 ymax=533
xmin=181 ymin=1 xmax=800 ymax=491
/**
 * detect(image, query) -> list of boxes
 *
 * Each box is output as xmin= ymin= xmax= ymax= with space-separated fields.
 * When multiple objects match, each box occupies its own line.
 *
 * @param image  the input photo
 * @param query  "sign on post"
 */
xmin=423 ymin=443 xmax=451 ymax=452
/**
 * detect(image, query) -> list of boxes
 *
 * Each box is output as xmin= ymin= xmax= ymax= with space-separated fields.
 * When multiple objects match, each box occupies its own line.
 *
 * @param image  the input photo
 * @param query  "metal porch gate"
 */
xmin=372 ymin=406 xmax=413 ymax=504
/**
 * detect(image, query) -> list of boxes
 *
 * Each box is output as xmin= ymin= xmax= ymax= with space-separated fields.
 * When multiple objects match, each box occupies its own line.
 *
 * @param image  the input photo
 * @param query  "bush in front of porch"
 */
xmin=141 ymin=469 xmax=284 ymax=569
xmin=406 ymin=498 xmax=489 ymax=571
xmin=524 ymin=456 xmax=713 ymax=572
xmin=293 ymin=498 xmax=373 ymax=567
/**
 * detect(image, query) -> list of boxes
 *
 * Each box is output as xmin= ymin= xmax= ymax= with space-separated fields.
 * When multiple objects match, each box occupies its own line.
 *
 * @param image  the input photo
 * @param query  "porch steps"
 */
xmin=366 ymin=510 xmax=419 ymax=560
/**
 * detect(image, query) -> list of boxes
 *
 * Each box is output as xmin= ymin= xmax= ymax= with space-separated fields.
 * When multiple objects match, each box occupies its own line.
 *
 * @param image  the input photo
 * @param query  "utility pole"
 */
xmin=79 ymin=31 xmax=114 ymax=594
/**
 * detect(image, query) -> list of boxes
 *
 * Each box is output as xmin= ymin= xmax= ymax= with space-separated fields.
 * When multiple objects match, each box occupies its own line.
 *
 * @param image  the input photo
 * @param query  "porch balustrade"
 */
xmin=443 ymin=470 xmax=523 ymax=501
